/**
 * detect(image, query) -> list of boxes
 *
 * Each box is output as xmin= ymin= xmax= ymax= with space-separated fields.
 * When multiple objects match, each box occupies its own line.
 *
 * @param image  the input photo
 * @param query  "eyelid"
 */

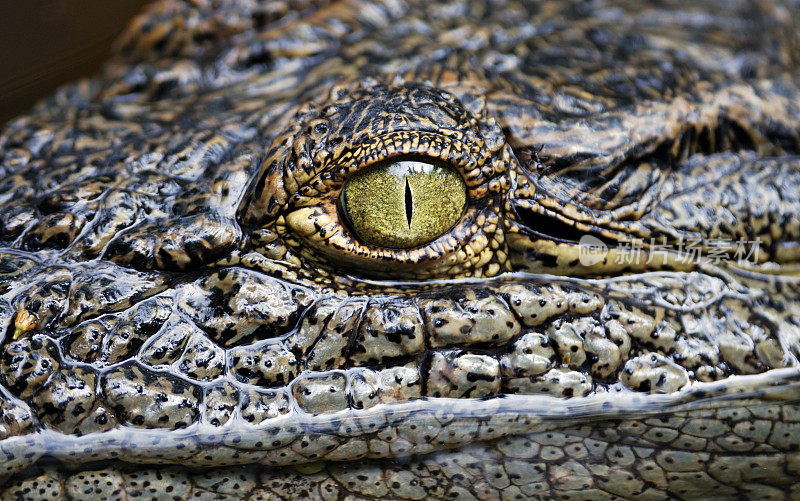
xmin=287 ymin=131 xmax=488 ymax=212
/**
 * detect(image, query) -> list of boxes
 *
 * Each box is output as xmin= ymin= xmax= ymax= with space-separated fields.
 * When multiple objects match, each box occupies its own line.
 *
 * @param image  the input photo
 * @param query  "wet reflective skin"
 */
xmin=1 ymin=0 xmax=800 ymax=499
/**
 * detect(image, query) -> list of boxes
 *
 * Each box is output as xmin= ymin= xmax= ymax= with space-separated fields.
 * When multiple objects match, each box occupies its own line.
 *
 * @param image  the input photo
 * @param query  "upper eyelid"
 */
xmin=291 ymin=132 xmax=488 ymax=198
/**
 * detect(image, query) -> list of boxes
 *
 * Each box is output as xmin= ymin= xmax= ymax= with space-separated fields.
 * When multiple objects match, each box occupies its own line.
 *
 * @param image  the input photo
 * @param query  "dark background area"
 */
xmin=0 ymin=1 xmax=150 ymax=125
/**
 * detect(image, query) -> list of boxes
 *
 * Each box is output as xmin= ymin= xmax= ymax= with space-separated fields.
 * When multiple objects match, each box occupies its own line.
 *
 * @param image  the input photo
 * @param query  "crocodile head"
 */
xmin=2 ymin=0 xmax=800 ymax=497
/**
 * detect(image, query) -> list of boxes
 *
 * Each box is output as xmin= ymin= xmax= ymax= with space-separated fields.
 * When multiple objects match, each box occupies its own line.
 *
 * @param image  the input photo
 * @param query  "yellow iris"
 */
xmin=340 ymin=158 xmax=467 ymax=249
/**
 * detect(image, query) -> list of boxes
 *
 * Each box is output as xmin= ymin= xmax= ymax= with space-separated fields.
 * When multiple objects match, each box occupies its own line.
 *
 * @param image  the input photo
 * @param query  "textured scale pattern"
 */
xmin=1 ymin=0 xmax=800 ymax=499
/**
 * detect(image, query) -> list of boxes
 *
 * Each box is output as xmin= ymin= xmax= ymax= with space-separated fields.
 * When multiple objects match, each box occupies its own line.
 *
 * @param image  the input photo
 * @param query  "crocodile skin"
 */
xmin=1 ymin=0 xmax=800 ymax=499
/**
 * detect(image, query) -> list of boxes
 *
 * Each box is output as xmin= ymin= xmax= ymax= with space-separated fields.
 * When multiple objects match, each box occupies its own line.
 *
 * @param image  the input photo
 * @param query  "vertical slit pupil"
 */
xmin=404 ymin=176 xmax=413 ymax=227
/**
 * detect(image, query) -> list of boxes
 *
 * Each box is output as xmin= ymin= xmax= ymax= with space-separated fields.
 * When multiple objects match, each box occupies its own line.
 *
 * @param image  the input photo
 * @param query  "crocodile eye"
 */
xmin=246 ymin=82 xmax=512 ymax=279
xmin=339 ymin=158 xmax=467 ymax=248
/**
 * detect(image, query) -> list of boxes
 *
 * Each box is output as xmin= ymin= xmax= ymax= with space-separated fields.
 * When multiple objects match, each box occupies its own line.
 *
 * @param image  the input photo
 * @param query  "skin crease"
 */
xmin=1 ymin=0 xmax=800 ymax=499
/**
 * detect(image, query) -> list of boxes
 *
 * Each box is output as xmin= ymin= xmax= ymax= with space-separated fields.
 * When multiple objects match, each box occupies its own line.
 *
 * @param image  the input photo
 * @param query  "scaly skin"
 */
xmin=1 ymin=0 xmax=800 ymax=499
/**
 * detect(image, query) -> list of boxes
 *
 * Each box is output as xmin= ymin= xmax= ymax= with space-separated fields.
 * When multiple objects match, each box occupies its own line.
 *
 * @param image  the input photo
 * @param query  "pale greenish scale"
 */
xmin=341 ymin=158 xmax=467 ymax=248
